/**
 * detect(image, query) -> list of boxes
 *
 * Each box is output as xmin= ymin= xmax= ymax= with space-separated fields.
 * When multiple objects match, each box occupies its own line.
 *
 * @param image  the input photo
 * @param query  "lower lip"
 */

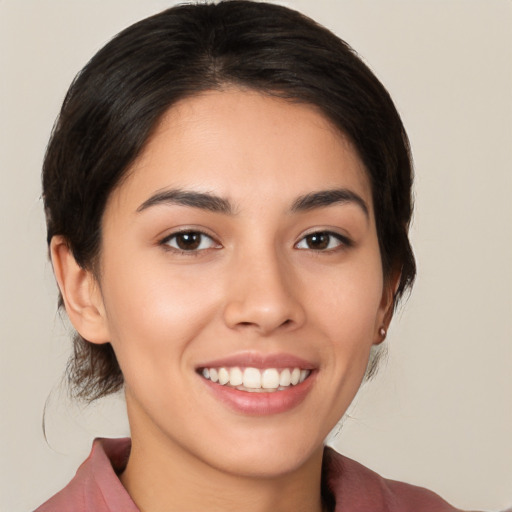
xmin=200 ymin=373 xmax=316 ymax=415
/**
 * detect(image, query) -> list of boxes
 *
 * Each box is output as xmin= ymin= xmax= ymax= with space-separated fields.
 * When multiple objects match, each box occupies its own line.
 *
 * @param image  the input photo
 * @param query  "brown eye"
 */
xmin=295 ymin=231 xmax=347 ymax=251
xmin=305 ymin=233 xmax=329 ymax=250
xmin=164 ymin=231 xmax=218 ymax=252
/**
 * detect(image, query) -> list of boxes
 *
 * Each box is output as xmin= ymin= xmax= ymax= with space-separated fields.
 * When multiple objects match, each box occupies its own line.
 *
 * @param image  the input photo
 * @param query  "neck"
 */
xmin=121 ymin=418 xmax=325 ymax=512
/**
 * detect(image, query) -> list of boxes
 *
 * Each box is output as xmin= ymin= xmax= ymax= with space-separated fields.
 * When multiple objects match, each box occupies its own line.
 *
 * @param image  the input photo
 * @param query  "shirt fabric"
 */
xmin=34 ymin=438 xmax=475 ymax=512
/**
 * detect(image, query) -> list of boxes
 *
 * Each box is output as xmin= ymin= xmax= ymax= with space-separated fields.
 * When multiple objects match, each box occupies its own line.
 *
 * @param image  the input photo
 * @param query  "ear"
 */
xmin=373 ymin=271 xmax=401 ymax=345
xmin=50 ymin=236 xmax=110 ymax=344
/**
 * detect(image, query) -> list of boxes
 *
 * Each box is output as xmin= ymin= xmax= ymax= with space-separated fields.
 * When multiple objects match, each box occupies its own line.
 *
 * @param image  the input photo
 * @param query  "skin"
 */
xmin=52 ymin=89 xmax=394 ymax=512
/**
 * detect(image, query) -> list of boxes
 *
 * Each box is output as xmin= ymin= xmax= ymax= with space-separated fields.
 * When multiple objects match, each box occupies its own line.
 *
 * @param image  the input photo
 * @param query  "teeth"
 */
xmin=243 ymin=367 xmax=262 ymax=389
xmin=279 ymin=368 xmax=291 ymax=386
xmin=201 ymin=366 xmax=311 ymax=391
xmin=229 ymin=367 xmax=243 ymax=386
xmin=218 ymin=367 xmax=230 ymax=385
xmin=261 ymin=368 xmax=280 ymax=389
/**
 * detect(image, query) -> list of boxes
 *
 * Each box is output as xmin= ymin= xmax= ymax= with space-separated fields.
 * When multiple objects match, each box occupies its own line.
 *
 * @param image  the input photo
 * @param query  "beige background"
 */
xmin=1 ymin=1 xmax=511 ymax=511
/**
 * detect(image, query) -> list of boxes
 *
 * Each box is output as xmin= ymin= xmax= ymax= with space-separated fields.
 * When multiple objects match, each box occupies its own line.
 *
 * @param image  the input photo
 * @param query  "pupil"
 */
xmin=307 ymin=233 xmax=329 ymax=250
xmin=177 ymin=232 xmax=200 ymax=250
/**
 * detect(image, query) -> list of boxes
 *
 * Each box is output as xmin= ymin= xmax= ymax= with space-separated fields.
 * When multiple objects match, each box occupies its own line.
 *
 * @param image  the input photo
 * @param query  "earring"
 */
xmin=379 ymin=327 xmax=387 ymax=338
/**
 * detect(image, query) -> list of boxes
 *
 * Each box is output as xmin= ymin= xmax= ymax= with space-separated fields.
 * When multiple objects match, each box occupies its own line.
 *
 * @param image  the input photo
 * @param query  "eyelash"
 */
xmin=295 ymin=231 xmax=352 ymax=252
xmin=160 ymin=230 xmax=221 ymax=255
xmin=159 ymin=229 xmax=352 ymax=255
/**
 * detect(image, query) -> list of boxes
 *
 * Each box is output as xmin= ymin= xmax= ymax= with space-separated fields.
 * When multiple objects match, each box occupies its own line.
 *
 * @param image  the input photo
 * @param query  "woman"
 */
xmin=34 ymin=1 xmax=485 ymax=511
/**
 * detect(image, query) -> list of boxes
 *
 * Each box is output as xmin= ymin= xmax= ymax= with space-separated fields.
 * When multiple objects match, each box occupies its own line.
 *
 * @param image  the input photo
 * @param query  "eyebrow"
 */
xmin=136 ymin=187 xmax=369 ymax=218
xmin=136 ymin=189 xmax=235 ymax=214
xmin=291 ymin=188 xmax=369 ymax=218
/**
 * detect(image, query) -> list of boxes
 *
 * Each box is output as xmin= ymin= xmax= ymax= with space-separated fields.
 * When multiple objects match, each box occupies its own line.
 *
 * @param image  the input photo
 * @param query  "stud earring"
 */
xmin=379 ymin=327 xmax=387 ymax=338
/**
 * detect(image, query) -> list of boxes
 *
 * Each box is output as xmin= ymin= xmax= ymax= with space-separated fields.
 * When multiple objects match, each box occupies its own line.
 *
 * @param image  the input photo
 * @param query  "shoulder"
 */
xmin=323 ymin=447 xmax=477 ymax=512
xmin=34 ymin=438 xmax=138 ymax=512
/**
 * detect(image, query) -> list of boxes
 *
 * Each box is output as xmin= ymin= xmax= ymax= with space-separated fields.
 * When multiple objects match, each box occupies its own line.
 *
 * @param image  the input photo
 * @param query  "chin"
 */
xmin=195 ymin=424 xmax=327 ymax=479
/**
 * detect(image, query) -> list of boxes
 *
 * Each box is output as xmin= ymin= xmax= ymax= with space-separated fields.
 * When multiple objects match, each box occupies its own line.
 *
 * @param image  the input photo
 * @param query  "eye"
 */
xmin=162 ymin=231 xmax=219 ymax=252
xmin=295 ymin=231 xmax=349 ymax=251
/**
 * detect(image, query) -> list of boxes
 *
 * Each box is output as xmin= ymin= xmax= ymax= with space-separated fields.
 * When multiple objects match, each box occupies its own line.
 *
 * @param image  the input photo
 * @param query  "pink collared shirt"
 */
xmin=35 ymin=438 xmax=476 ymax=512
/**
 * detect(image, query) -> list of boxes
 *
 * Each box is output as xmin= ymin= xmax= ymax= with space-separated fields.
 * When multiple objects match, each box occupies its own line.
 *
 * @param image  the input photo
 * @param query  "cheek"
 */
xmin=99 ymin=259 xmax=221 ymax=384
xmin=308 ymin=255 xmax=384 ymax=388
xmin=311 ymin=256 xmax=384 ymax=340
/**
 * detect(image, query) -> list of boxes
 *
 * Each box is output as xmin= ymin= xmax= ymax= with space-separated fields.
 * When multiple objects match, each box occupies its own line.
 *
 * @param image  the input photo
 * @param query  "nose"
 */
xmin=222 ymin=248 xmax=306 ymax=336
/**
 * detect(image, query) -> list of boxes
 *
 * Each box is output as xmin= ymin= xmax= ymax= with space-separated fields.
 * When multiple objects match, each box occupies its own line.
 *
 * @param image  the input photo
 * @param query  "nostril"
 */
xmin=238 ymin=319 xmax=292 ymax=328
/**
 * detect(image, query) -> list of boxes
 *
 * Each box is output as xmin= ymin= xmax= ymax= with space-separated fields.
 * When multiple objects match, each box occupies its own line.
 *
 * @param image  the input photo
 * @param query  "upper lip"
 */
xmin=196 ymin=352 xmax=317 ymax=370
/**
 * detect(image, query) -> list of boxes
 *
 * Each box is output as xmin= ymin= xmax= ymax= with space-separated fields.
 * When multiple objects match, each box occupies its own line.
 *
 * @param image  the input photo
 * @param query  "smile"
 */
xmin=196 ymin=353 xmax=317 ymax=414
xmin=200 ymin=366 xmax=311 ymax=392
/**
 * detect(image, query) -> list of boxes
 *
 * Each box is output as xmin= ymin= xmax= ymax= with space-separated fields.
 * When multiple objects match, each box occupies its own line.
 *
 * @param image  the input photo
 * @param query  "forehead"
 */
xmin=111 ymin=89 xmax=373 ymax=216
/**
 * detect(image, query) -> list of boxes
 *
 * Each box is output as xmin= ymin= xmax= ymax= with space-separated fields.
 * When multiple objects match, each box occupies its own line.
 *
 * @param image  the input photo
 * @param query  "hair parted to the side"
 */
xmin=43 ymin=0 xmax=415 ymax=402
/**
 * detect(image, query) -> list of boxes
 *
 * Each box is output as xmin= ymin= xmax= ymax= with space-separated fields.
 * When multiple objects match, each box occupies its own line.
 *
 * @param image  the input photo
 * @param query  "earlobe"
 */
xmin=50 ymin=236 xmax=110 ymax=345
xmin=374 ymin=272 xmax=400 ymax=345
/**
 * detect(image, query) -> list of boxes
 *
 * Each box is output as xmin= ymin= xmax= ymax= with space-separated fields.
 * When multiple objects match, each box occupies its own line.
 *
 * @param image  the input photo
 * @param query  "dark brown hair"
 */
xmin=43 ymin=0 xmax=415 ymax=402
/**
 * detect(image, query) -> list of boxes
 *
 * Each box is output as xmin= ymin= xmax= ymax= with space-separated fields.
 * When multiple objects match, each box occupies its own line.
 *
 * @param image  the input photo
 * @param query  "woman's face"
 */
xmin=95 ymin=89 xmax=390 ymax=477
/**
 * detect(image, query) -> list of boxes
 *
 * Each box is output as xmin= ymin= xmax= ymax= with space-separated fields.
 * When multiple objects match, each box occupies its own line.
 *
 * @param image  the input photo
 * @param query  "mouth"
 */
xmin=196 ymin=353 xmax=316 ymax=415
xmin=198 ymin=366 xmax=311 ymax=393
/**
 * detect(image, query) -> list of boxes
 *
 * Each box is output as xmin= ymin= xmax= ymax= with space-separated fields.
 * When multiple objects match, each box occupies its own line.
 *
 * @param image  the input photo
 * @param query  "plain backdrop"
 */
xmin=1 ymin=1 xmax=511 ymax=511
